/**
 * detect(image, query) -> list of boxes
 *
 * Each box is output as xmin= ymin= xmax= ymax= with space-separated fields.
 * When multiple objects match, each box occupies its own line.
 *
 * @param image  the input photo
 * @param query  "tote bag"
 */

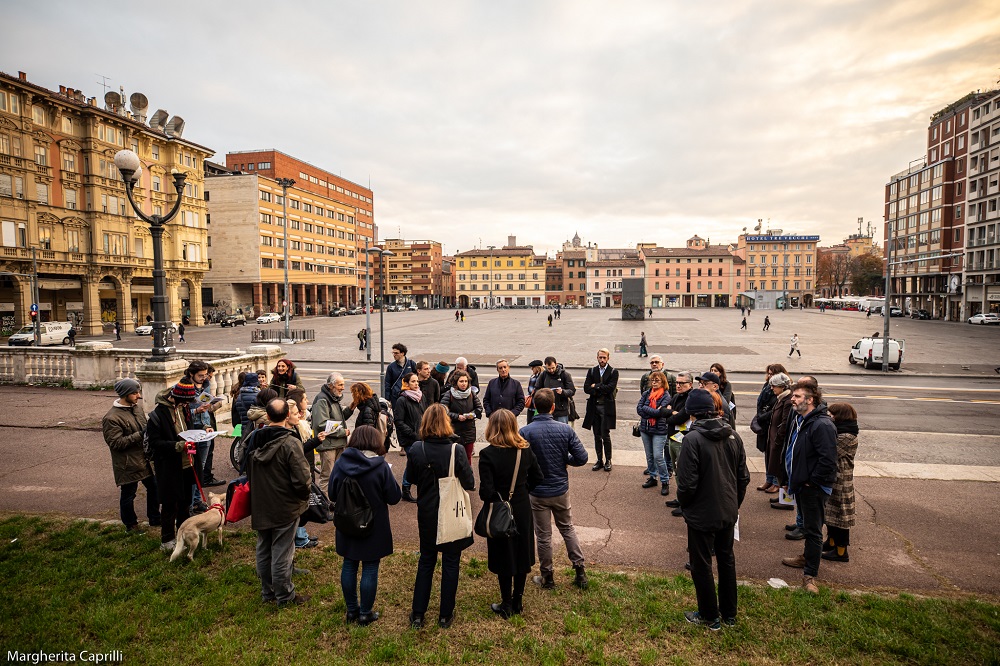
xmin=225 ymin=476 xmax=251 ymax=523
xmin=436 ymin=444 xmax=473 ymax=545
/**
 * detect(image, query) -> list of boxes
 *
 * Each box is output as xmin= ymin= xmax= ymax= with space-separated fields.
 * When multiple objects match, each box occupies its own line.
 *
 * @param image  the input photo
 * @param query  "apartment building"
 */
xmin=0 ymin=70 xmax=211 ymax=335
xmin=586 ymin=258 xmax=645 ymax=308
xmin=964 ymin=91 xmax=1000 ymax=315
xmin=454 ymin=236 xmax=546 ymax=308
xmin=732 ymin=231 xmax=816 ymax=309
xmin=380 ymin=238 xmax=451 ymax=308
xmin=203 ymin=166 xmax=361 ymax=316
xmin=642 ymin=236 xmax=744 ymax=308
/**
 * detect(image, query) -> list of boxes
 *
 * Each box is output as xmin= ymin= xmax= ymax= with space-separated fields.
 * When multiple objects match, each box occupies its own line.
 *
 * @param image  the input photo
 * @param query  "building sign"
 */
xmin=988 ymin=294 xmax=1000 ymax=302
xmin=745 ymin=235 xmax=820 ymax=242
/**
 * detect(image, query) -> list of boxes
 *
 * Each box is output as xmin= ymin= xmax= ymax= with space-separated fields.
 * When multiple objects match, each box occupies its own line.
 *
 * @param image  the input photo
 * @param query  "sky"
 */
xmin=4 ymin=0 xmax=999 ymax=257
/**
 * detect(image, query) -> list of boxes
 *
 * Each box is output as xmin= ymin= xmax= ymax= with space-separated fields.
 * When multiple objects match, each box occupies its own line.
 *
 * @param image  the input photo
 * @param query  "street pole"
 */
xmin=115 ymin=150 xmax=186 ymax=362
xmin=487 ymin=245 xmax=495 ymax=309
xmin=30 ymin=247 xmax=40 ymax=346
xmin=881 ymin=220 xmax=894 ymax=372
xmin=276 ymin=178 xmax=295 ymax=340
xmin=378 ymin=249 xmax=394 ymax=396
xmin=365 ymin=239 xmax=372 ymax=362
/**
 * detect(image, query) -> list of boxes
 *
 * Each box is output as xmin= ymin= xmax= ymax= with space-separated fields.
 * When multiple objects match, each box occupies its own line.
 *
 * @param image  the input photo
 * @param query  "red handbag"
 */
xmin=226 ymin=477 xmax=251 ymax=523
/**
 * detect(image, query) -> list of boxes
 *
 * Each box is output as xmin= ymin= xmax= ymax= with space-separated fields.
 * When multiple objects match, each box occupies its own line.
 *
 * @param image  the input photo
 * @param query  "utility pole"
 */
xmin=31 ymin=247 xmax=40 ymax=346
xmin=276 ymin=178 xmax=295 ymax=340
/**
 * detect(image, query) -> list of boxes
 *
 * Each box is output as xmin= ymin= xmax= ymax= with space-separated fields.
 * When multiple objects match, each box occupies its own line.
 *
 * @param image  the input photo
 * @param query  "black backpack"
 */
xmin=333 ymin=476 xmax=374 ymax=538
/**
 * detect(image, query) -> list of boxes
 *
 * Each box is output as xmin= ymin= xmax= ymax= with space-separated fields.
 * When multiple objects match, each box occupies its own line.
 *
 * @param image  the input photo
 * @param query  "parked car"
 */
xmin=408 ymin=304 xmax=419 ymax=311
xmin=256 ymin=313 xmax=281 ymax=324
xmin=967 ymin=313 xmax=1000 ymax=325
xmin=220 ymin=314 xmax=246 ymax=327
xmin=347 ymin=307 xmax=364 ymax=315
xmin=135 ymin=322 xmax=178 ymax=336
xmin=881 ymin=307 xmax=904 ymax=317
xmin=329 ymin=307 xmax=348 ymax=317
xmin=849 ymin=336 xmax=904 ymax=370
xmin=909 ymin=309 xmax=931 ymax=320
xmin=7 ymin=322 xmax=74 ymax=347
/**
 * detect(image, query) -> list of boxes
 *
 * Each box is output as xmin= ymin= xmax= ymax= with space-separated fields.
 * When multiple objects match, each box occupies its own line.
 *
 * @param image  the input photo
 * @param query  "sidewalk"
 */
xmin=2 ymin=385 xmax=997 ymax=597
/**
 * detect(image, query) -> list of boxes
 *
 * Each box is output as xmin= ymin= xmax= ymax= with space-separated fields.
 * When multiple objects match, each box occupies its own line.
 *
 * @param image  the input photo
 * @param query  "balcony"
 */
xmin=0 ymin=154 xmax=28 ymax=169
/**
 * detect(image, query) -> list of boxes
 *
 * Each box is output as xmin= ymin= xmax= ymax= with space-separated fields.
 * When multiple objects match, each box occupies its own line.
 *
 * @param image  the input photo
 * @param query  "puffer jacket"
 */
xmin=102 ymin=400 xmax=152 ymax=486
xmin=519 ymin=414 xmax=588 ymax=498
xmin=636 ymin=389 xmax=671 ymax=435
xmin=393 ymin=392 xmax=425 ymax=449
xmin=247 ymin=425 xmax=311 ymax=530
xmin=234 ymin=380 xmax=260 ymax=435
xmin=676 ymin=417 xmax=750 ymax=532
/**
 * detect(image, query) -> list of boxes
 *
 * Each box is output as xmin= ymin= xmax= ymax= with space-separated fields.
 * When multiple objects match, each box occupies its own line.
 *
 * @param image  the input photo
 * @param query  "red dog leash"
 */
xmin=186 ymin=441 xmax=208 ymax=505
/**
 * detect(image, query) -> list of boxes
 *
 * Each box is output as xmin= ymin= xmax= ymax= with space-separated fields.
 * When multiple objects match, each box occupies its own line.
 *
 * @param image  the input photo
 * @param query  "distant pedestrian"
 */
xmin=68 ymin=326 xmax=77 ymax=347
xmin=763 ymin=316 xmax=771 ymax=331
xmin=740 ymin=317 xmax=747 ymax=330
xmin=455 ymin=310 xmax=460 ymax=322
xmin=648 ymin=308 xmax=653 ymax=318
xmin=547 ymin=314 xmax=553 ymax=327
xmin=639 ymin=332 xmax=648 ymax=357
xmin=114 ymin=321 xmax=121 ymax=340
xmin=146 ymin=313 xmax=152 ymax=323
xmin=788 ymin=333 xmax=801 ymax=358
xmin=741 ymin=306 xmax=745 ymax=316
xmin=460 ymin=311 xmax=465 ymax=322
xmin=866 ymin=309 xmax=871 ymax=319
xmin=177 ymin=322 xmax=186 ymax=343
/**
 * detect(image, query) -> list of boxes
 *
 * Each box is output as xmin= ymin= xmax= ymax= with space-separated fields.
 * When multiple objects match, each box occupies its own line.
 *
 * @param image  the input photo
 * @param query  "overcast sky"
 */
xmin=6 ymin=1 xmax=999 ymax=256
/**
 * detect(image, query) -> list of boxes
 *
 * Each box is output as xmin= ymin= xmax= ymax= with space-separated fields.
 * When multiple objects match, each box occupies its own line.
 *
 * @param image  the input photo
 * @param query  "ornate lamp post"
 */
xmin=275 ymin=177 xmax=295 ymax=339
xmin=114 ymin=149 xmax=186 ymax=361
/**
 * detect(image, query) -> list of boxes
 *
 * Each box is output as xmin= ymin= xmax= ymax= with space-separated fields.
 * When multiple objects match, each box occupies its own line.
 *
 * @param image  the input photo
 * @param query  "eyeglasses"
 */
xmin=676 ymin=381 xmax=691 ymax=385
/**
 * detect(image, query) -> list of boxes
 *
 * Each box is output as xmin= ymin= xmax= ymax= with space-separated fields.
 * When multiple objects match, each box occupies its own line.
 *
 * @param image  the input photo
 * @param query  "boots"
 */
xmin=401 ymin=485 xmax=417 ymax=503
xmin=573 ymin=565 xmax=589 ymax=590
xmin=490 ymin=602 xmax=513 ymax=619
xmin=512 ymin=594 xmax=524 ymax=615
xmin=532 ymin=572 xmax=555 ymax=589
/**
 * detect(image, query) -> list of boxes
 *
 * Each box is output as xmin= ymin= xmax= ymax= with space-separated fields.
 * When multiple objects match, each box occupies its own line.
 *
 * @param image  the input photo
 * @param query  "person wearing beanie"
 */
xmin=430 ymin=362 xmax=450 ymax=391
xmin=145 ymin=380 xmax=198 ymax=551
xmin=102 ymin=379 xmax=159 ymax=532
xmin=676 ymin=388 xmax=750 ymax=630
xmin=524 ymin=360 xmax=544 ymax=424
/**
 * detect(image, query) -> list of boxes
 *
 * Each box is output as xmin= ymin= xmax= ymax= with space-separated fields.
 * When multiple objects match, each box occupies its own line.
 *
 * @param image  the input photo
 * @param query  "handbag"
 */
xmin=301 ymin=466 xmax=331 ymax=525
xmin=225 ymin=476 xmax=251 ymax=523
xmin=435 ymin=444 xmax=474 ymax=545
xmin=750 ymin=413 xmax=764 ymax=435
xmin=475 ymin=449 xmax=521 ymax=539
xmin=632 ymin=423 xmax=641 ymax=437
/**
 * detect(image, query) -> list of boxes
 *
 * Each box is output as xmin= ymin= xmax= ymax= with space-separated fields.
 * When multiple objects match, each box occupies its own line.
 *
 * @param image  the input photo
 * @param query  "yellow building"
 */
xmin=455 ymin=237 xmax=546 ymax=308
xmin=0 ymin=70 xmax=211 ymax=335
xmin=733 ymin=228 xmax=819 ymax=308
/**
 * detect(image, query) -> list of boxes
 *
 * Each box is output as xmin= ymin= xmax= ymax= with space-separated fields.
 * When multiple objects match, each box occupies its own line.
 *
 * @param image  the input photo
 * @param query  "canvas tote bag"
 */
xmin=436 ymin=444 xmax=473 ymax=545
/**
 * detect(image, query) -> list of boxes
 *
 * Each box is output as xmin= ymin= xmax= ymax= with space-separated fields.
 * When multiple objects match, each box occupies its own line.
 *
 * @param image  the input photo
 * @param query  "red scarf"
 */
xmin=648 ymin=388 xmax=665 ymax=426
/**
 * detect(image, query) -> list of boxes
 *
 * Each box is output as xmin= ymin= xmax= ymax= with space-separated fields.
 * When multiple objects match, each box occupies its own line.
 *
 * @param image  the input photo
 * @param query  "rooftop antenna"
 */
xmin=858 ymin=216 xmax=863 ymax=236
xmin=96 ymin=74 xmax=111 ymax=95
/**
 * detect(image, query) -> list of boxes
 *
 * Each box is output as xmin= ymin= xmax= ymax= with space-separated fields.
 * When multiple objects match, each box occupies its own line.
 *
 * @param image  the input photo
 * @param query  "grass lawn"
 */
xmin=1 ymin=515 xmax=998 ymax=665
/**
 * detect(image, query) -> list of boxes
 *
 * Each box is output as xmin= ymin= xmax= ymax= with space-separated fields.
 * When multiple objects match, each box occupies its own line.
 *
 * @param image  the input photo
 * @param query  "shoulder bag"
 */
xmin=435 ymin=443 xmax=474 ymax=545
xmin=475 ymin=449 xmax=521 ymax=539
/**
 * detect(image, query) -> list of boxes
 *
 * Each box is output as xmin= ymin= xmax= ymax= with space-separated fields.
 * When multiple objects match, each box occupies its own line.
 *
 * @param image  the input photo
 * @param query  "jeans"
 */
xmin=796 ymin=485 xmax=828 ymax=577
xmin=592 ymin=403 xmax=612 ymax=464
xmin=687 ymin=523 xmax=737 ymax=622
xmin=295 ymin=526 xmax=311 ymax=547
xmin=256 ymin=519 xmax=298 ymax=603
xmin=119 ymin=476 xmax=160 ymax=527
xmin=554 ymin=415 xmax=569 ymax=424
xmin=412 ymin=550 xmax=461 ymax=618
xmin=640 ymin=431 xmax=671 ymax=483
xmin=202 ymin=440 xmax=216 ymax=483
xmin=341 ymin=558 xmax=381 ymax=614
xmin=190 ymin=440 xmax=210 ymax=506
xmin=766 ymin=473 xmax=778 ymax=486
xmin=530 ymin=493 xmax=585 ymax=574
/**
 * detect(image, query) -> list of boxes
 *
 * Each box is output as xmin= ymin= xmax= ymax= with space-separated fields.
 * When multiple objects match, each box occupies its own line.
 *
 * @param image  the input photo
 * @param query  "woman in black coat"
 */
xmin=441 ymin=370 xmax=483 ymax=465
xmin=394 ymin=372 xmax=425 ymax=502
xmin=349 ymin=382 xmax=383 ymax=428
xmin=478 ymin=409 xmax=543 ymax=619
xmin=329 ymin=425 xmax=402 ymax=626
xmin=405 ymin=404 xmax=476 ymax=630
xmin=269 ymin=358 xmax=302 ymax=399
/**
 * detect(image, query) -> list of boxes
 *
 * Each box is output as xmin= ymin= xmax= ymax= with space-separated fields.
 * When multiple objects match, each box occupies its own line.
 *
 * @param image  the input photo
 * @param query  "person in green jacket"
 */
xmin=310 ymin=372 xmax=353 ymax=492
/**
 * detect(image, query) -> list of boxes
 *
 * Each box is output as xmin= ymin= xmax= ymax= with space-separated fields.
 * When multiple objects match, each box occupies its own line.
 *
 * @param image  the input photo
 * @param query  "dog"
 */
xmin=170 ymin=492 xmax=226 ymax=562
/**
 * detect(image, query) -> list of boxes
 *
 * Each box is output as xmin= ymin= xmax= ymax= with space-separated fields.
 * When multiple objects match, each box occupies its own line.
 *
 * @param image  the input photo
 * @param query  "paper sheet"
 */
xmin=178 ymin=429 xmax=222 ymax=442
xmin=324 ymin=420 xmax=342 ymax=434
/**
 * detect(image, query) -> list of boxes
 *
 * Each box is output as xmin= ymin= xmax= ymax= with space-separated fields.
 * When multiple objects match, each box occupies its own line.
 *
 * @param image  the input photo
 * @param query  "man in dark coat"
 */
xmin=521 ymin=389 xmax=589 ymax=590
xmin=676 ymin=388 xmax=750 ymax=630
xmin=582 ymin=348 xmax=618 ymax=472
xmin=145 ymin=380 xmax=198 ymax=550
xmin=482 ymin=359 xmax=525 ymax=417
xmin=384 ymin=342 xmax=417 ymax=404
xmin=248 ymin=398 xmax=311 ymax=606
xmin=415 ymin=361 xmax=441 ymax=410
xmin=535 ymin=356 xmax=576 ymax=423
xmin=780 ymin=382 xmax=838 ymax=595
xmin=102 ymin=378 xmax=158 ymax=531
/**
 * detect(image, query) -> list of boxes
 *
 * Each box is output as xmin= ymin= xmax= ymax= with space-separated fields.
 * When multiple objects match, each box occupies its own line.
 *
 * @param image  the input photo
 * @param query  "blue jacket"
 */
xmin=636 ymin=389 xmax=671 ymax=435
xmin=520 ymin=414 xmax=588 ymax=498
xmin=329 ymin=447 xmax=402 ymax=561
xmin=384 ymin=357 xmax=417 ymax=404
xmin=234 ymin=381 xmax=260 ymax=435
xmin=483 ymin=376 xmax=525 ymax=417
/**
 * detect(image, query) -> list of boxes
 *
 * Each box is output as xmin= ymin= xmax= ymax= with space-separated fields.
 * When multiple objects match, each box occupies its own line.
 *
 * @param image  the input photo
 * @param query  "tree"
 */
xmin=851 ymin=253 xmax=884 ymax=295
xmin=817 ymin=250 xmax=853 ymax=297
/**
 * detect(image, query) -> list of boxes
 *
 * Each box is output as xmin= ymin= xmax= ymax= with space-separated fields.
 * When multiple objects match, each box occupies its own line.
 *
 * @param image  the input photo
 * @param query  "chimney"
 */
xmin=18 ymin=71 xmax=27 ymax=81
xmin=59 ymin=85 xmax=67 ymax=95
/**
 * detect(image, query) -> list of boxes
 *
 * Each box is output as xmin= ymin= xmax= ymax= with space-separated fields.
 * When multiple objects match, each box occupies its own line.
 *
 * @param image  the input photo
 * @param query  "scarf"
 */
xmin=450 ymin=386 xmax=472 ymax=400
xmin=835 ymin=420 xmax=859 ymax=436
xmin=404 ymin=389 xmax=423 ymax=402
xmin=647 ymin=388 xmax=665 ymax=426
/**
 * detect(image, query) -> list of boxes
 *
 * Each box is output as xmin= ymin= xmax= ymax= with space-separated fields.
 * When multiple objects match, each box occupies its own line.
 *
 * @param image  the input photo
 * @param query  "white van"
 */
xmin=7 ymin=322 xmax=74 ymax=347
xmin=849 ymin=336 xmax=904 ymax=370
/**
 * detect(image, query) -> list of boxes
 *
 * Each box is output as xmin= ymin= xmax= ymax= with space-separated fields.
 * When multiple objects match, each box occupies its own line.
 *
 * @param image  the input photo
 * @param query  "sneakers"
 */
xmin=802 ymin=576 xmax=820 ymax=594
xmin=190 ymin=501 xmax=209 ymax=514
xmin=438 ymin=614 xmax=454 ymax=629
xmin=159 ymin=539 xmax=176 ymax=552
xmin=782 ymin=554 xmax=806 ymax=568
xmin=409 ymin=612 xmax=425 ymax=629
xmin=490 ymin=602 xmax=514 ymax=619
xmin=684 ymin=611 xmax=721 ymax=631
xmin=532 ymin=572 xmax=556 ymax=589
xmin=722 ymin=617 xmax=736 ymax=627
xmin=641 ymin=477 xmax=658 ymax=489
xmin=573 ymin=565 xmax=588 ymax=590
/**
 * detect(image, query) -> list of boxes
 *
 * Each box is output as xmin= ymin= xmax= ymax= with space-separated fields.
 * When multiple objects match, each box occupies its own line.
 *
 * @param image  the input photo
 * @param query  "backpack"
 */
xmin=376 ymin=397 xmax=395 ymax=447
xmin=333 ymin=476 xmax=374 ymax=538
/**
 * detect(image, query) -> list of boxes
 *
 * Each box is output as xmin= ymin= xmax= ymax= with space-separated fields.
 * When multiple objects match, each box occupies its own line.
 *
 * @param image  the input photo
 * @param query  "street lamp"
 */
xmin=275 ymin=177 xmax=295 ymax=339
xmin=377 ymin=249 xmax=394 ymax=396
xmin=364 ymin=242 xmax=381 ymax=362
xmin=114 ymin=149 xmax=186 ymax=361
xmin=487 ymin=245 xmax=495 ymax=309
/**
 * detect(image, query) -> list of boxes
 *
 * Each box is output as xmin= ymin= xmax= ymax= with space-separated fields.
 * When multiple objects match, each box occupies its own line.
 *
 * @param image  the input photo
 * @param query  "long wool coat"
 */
xmin=478 ymin=445 xmax=544 ymax=576
xmin=824 ymin=432 xmax=858 ymax=529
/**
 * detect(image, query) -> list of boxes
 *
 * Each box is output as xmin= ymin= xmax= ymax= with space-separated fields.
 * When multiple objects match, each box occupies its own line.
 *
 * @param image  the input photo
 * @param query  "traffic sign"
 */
xmin=30 ymin=304 xmax=38 ymax=312
xmin=282 ymin=300 xmax=287 ymax=307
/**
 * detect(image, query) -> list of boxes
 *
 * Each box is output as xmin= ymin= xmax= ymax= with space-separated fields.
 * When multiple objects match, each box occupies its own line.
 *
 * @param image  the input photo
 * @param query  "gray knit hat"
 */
xmin=114 ymin=378 xmax=141 ymax=398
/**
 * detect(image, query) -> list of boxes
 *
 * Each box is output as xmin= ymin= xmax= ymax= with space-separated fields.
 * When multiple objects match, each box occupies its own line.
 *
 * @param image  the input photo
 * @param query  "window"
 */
xmin=258 ymin=162 xmax=271 ymax=169
xmin=0 ymin=174 xmax=10 ymax=196
xmin=36 ymin=182 xmax=48 ymax=204
xmin=32 ymin=105 xmax=46 ymax=125
xmin=260 ymin=235 xmax=273 ymax=246
xmin=34 ymin=145 xmax=47 ymax=166
xmin=151 ymin=145 xmax=159 ymax=160
xmin=65 ymin=189 xmax=76 ymax=210
xmin=259 ymin=191 xmax=271 ymax=202
xmin=289 ymin=199 xmax=299 ymax=210
xmin=67 ymin=229 xmax=80 ymax=252
xmin=152 ymin=176 xmax=160 ymax=192
xmin=260 ymin=213 xmax=272 ymax=224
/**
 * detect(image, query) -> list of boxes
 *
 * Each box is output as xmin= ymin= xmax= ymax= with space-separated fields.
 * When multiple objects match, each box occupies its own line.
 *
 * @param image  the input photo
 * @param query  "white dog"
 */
xmin=170 ymin=492 xmax=226 ymax=562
